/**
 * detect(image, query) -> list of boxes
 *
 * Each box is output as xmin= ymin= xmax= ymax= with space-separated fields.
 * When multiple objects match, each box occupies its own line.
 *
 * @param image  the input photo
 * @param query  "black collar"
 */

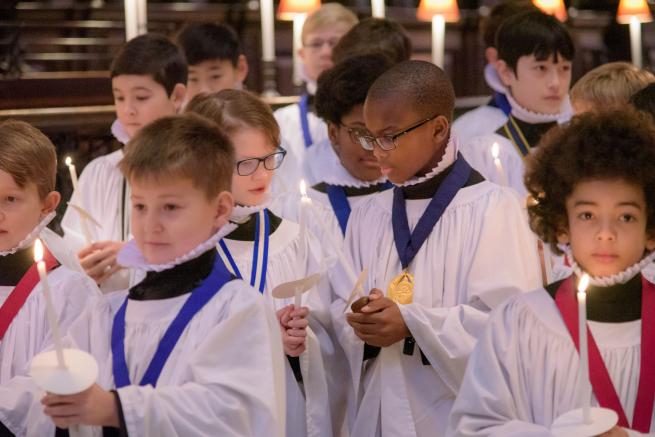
xmin=128 ymin=249 xmax=222 ymax=301
xmin=496 ymin=116 xmax=557 ymax=149
xmin=226 ymin=209 xmax=282 ymax=241
xmin=312 ymin=181 xmax=388 ymax=197
xmin=0 ymin=246 xmax=36 ymax=286
xmin=546 ymin=274 xmax=643 ymax=322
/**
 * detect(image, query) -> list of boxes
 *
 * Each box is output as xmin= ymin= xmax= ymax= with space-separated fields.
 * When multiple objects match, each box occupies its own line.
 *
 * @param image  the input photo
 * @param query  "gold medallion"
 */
xmin=387 ymin=270 xmax=414 ymax=304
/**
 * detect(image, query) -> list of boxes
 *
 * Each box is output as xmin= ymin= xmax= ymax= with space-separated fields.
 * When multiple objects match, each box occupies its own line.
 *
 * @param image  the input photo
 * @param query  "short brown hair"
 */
xmin=119 ymin=114 xmax=234 ymax=198
xmin=185 ymin=89 xmax=280 ymax=150
xmin=0 ymin=119 xmax=56 ymax=199
xmin=332 ymin=17 xmax=412 ymax=64
xmin=571 ymin=62 xmax=655 ymax=109
xmin=525 ymin=107 xmax=655 ymax=254
xmin=301 ymin=3 xmax=358 ymax=44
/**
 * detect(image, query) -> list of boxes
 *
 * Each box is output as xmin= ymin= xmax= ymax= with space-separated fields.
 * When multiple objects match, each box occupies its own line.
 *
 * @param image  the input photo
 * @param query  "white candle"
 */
xmin=34 ymin=239 xmax=66 ymax=369
xmin=260 ymin=0 xmax=276 ymax=62
xmin=65 ymin=157 xmax=93 ymax=245
xmin=629 ymin=16 xmax=643 ymax=68
xmin=292 ymin=14 xmax=306 ymax=86
xmin=432 ymin=14 xmax=446 ymax=68
xmin=577 ymin=273 xmax=591 ymax=423
xmin=491 ymin=143 xmax=510 ymax=187
xmin=371 ymin=0 xmax=385 ymax=18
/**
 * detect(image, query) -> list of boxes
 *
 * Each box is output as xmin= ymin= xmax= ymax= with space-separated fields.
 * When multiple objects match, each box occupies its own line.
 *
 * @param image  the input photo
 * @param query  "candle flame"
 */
xmin=491 ymin=143 xmax=500 ymax=159
xmin=577 ymin=273 xmax=590 ymax=294
xmin=34 ymin=238 xmax=44 ymax=263
xmin=65 ymin=156 xmax=73 ymax=167
xmin=299 ymin=179 xmax=308 ymax=197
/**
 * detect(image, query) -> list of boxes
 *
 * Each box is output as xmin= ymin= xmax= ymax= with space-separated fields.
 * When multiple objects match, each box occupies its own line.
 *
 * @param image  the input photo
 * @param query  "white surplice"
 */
xmin=61 ymin=122 xmax=133 ymax=292
xmin=329 ymin=151 xmax=542 ymax=437
xmin=0 ymin=242 xmax=286 ymax=437
xmin=0 ymin=231 xmax=101 ymax=386
xmin=219 ymin=217 xmax=349 ymax=437
xmin=447 ymin=285 xmax=654 ymax=437
xmin=272 ymin=102 xmax=329 ymax=196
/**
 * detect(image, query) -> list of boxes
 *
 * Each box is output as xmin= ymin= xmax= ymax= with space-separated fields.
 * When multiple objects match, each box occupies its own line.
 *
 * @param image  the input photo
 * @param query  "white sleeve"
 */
xmin=447 ymin=299 xmax=554 ymax=437
xmin=398 ymin=189 xmax=541 ymax=392
xmin=116 ymin=289 xmax=286 ymax=437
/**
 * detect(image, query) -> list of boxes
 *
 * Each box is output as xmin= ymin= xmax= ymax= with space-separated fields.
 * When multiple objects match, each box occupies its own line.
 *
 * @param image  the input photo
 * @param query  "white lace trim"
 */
xmin=117 ymin=223 xmax=238 ymax=272
xmin=230 ymin=202 xmax=269 ymax=223
xmin=0 ymin=211 xmax=56 ymax=256
xmin=506 ymin=92 xmax=573 ymax=125
xmin=396 ymin=134 xmax=458 ymax=187
xmin=111 ymin=119 xmax=130 ymax=144
xmin=307 ymin=139 xmax=388 ymax=188
xmin=561 ymin=244 xmax=655 ymax=287
xmin=484 ymin=63 xmax=507 ymax=94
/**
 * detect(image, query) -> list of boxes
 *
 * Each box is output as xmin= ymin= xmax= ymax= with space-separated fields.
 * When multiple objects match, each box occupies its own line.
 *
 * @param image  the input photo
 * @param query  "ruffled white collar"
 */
xmin=0 ymin=211 xmax=56 ymax=257
xmin=230 ymin=202 xmax=269 ymax=223
xmin=484 ymin=63 xmax=507 ymax=94
xmin=306 ymin=139 xmax=388 ymax=188
xmin=396 ymin=134 xmax=458 ymax=187
xmin=117 ymin=223 xmax=237 ymax=272
xmin=562 ymin=244 xmax=655 ymax=287
xmin=506 ymin=92 xmax=573 ymax=125
xmin=111 ymin=119 xmax=130 ymax=144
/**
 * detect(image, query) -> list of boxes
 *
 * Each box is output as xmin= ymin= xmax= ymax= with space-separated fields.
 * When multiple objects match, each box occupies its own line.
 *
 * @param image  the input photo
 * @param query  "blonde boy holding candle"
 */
xmin=187 ymin=90 xmax=346 ymax=437
xmin=0 ymin=114 xmax=285 ymax=436
xmin=273 ymin=3 xmax=358 ymax=195
xmin=331 ymin=60 xmax=541 ymax=437
xmin=449 ymin=108 xmax=655 ymax=436
xmin=0 ymin=120 xmax=100 ymax=388
xmin=60 ymin=33 xmax=186 ymax=292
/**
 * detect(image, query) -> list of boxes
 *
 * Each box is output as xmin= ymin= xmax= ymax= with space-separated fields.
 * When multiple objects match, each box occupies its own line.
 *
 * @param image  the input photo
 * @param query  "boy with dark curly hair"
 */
xmin=449 ymin=107 xmax=655 ymax=436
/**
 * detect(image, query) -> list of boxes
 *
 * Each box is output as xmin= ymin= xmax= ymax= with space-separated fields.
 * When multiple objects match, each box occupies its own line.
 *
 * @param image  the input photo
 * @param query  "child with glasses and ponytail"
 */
xmin=186 ymin=90 xmax=346 ymax=437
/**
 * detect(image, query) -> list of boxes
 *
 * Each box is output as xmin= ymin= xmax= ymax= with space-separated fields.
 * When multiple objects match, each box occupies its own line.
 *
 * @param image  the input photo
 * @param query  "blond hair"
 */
xmin=119 ymin=114 xmax=234 ymax=198
xmin=571 ymin=62 xmax=655 ymax=108
xmin=0 ymin=120 xmax=56 ymax=199
xmin=185 ymin=90 xmax=280 ymax=150
xmin=301 ymin=3 xmax=358 ymax=43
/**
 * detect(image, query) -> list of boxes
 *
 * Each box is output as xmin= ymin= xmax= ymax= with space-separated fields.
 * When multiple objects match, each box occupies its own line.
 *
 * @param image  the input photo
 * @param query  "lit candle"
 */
xmin=65 ymin=156 xmax=78 ymax=191
xmin=577 ymin=273 xmax=591 ymax=423
xmin=432 ymin=14 xmax=445 ymax=67
xmin=34 ymin=239 xmax=66 ymax=369
xmin=299 ymin=180 xmax=358 ymax=286
xmin=65 ymin=157 xmax=93 ymax=245
xmin=371 ymin=0 xmax=385 ymax=18
xmin=491 ymin=143 xmax=509 ymax=187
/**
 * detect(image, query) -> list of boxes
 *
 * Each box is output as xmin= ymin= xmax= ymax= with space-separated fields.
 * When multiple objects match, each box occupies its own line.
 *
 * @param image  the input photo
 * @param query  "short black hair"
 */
xmin=480 ymin=0 xmax=538 ymax=49
xmin=316 ymin=53 xmax=394 ymax=125
xmin=176 ymin=22 xmax=242 ymax=67
xmin=110 ymin=33 xmax=187 ymax=96
xmin=366 ymin=60 xmax=455 ymax=122
xmin=630 ymin=82 xmax=655 ymax=121
xmin=332 ymin=17 xmax=412 ymax=64
xmin=496 ymin=10 xmax=574 ymax=72
xmin=525 ymin=107 xmax=655 ymax=253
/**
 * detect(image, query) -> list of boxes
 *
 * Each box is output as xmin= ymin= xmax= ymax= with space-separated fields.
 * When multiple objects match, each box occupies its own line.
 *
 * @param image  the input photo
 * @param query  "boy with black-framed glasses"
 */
xmin=329 ymin=60 xmax=542 ymax=437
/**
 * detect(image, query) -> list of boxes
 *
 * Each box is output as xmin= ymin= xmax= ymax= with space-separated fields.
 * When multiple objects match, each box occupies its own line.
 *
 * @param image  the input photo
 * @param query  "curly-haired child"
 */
xmin=449 ymin=107 xmax=655 ymax=437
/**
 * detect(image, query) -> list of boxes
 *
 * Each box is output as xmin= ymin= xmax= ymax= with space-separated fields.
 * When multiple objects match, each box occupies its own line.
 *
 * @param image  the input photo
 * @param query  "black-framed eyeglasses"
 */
xmin=235 ymin=147 xmax=287 ymax=176
xmin=357 ymin=114 xmax=439 ymax=151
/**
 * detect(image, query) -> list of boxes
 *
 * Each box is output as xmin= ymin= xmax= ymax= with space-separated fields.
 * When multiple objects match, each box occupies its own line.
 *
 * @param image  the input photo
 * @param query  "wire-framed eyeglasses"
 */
xmin=356 ymin=114 xmax=439 ymax=151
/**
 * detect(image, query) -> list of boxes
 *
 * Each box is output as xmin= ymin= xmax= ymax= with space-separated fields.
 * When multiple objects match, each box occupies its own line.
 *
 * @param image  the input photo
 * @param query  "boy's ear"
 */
xmin=213 ymin=191 xmax=235 ymax=229
xmin=431 ymin=116 xmax=450 ymax=144
xmin=495 ymin=59 xmax=515 ymax=88
xmin=646 ymin=230 xmax=655 ymax=252
xmin=556 ymin=229 xmax=570 ymax=245
xmin=170 ymin=83 xmax=187 ymax=113
xmin=235 ymin=54 xmax=249 ymax=84
xmin=327 ymin=122 xmax=341 ymax=155
xmin=41 ymin=191 xmax=61 ymax=215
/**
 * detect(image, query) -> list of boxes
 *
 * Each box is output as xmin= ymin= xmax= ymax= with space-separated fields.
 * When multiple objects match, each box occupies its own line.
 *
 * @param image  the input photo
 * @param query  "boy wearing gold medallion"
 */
xmin=329 ymin=60 xmax=542 ymax=437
